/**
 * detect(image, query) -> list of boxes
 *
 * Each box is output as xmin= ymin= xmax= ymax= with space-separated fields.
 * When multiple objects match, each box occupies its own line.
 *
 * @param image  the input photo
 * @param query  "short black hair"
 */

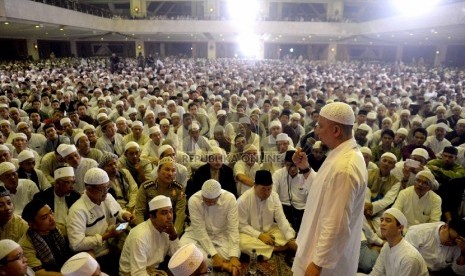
xmin=381 ymin=129 xmax=395 ymax=138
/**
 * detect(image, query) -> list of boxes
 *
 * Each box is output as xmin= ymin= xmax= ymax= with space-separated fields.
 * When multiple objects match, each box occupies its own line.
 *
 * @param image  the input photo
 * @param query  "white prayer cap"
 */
xmin=169 ymin=243 xmax=204 ymax=276
xmin=115 ymin=101 xmax=124 ymax=106
xmin=124 ymin=141 xmax=140 ymax=152
xmin=167 ymin=100 xmax=176 ymax=106
xmin=239 ymin=117 xmax=251 ymax=125
xmin=290 ymin=113 xmax=301 ymax=120
xmin=380 ymin=152 xmax=397 ymax=162
xmin=366 ymin=112 xmax=377 ymax=120
xmin=18 ymin=150 xmax=34 ymax=163
xmin=0 ymin=145 xmax=9 ymax=152
xmin=0 ymin=162 xmax=16 ymax=175
xmin=60 ymin=117 xmax=71 ymax=126
xmin=116 ymin=117 xmax=127 ymax=123
xmin=0 ymin=104 xmax=8 ymax=109
xmin=357 ymin=123 xmax=372 ymax=133
xmin=412 ymin=117 xmax=423 ymax=124
xmin=12 ymin=132 xmax=27 ymax=141
xmin=319 ymin=102 xmax=355 ymax=125
xmin=382 ymin=117 xmax=392 ymax=124
xmin=73 ymin=132 xmax=87 ymax=145
xmin=189 ymin=123 xmax=200 ymax=131
xmin=0 ymin=239 xmax=20 ymax=260
xmin=384 ymin=208 xmax=408 ymax=228
xmin=58 ymin=145 xmax=77 ymax=158
xmin=457 ymin=119 xmax=465 ymax=125
xmin=84 ymin=168 xmax=109 ymax=185
xmin=313 ymin=141 xmax=322 ymax=150
xmin=435 ymin=122 xmax=450 ymax=131
xmin=360 ymin=147 xmax=372 ymax=156
xmin=0 ymin=119 xmax=10 ymax=125
xmin=400 ymin=109 xmax=411 ymax=116
xmin=202 ymin=179 xmax=222 ymax=199
xmin=149 ymin=195 xmax=172 ymax=211
xmin=171 ymin=112 xmax=180 ymax=118
xmin=243 ymin=144 xmax=258 ymax=153
xmin=160 ymin=118 xmax=170 ymax=125
xmin=96 ymin=113 xmax=107 ymax=120
xmin=276 ymin=133 xmax=289 ymax=142
xmin=61 ymin=252 xmax=98 ymax=276
xmin=396 ymin=128 xmax=408 ymax=136
xmin=158 ymin=145 xmax=174 ymax=158
xmin=158 ymin=108 xmax=167 ymax=114
xmin=416 ymin=170 xmax=439 ymax=190
xmin=271 ymin=106 xmax=281 ymax=113
xmin=149 ymin=126 xmax=161 ymax=135
xmin=144 ymin=111 xmax=154 ymax=118
xmin=127 ymin=108 xmax=137 ymax=114
xmin=54 ymin=167 xmax=75 ymax=180
xmin=83 ymin=124 xmax=95 ymax=132
xmin=216 ymin=110 xmax=226 ymax=116
xmin=436 ymin=106 xmax=447 ymax=112
xmin=411 ymin=148 xmax=429 ymax=160
xmin=132 ymin=120 xmax=143 ymax=128
xmin=16 ymin=121 xmax=29 ymax=129
xmin=269 ymin=120 xmax=282 ymax=129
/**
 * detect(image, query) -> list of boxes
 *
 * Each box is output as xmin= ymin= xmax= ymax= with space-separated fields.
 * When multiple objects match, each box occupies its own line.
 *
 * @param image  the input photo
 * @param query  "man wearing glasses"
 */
xmin=0 ymin=239 xmax=34 ymax=276
xmin=406 ymin=218 xmax=465 ymax=275
xmin=67 ymin=168 xmax=133 ymax=275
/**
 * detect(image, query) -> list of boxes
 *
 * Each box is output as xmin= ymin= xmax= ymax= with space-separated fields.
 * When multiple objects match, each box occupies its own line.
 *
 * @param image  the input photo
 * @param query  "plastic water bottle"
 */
xmin=207 ymin=254 xmax=213 ymax=274
xmin=249 ymin=249 xmax=257 ymax=275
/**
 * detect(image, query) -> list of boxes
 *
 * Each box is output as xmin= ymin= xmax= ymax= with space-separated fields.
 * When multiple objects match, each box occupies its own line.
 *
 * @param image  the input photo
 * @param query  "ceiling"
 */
xmin=1 ymin=0 xmax=465 ymax=46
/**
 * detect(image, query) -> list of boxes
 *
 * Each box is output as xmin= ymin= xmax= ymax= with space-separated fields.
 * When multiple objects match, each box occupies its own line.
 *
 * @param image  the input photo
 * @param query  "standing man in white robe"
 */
xmin=292 ymin=102 xmax=368 ymax=276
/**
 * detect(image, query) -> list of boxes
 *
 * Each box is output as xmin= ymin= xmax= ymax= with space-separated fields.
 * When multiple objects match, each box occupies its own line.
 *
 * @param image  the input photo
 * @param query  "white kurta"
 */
xmin=233 ymin=160 xmax=260 ymax=195
xmin=392 ymin=186 xmax=442 ymax=229
xmin=272 ymin=167 xmax=310 ymax=210
xmin=181 ymin=190 xmax=240 ymax=259
xmin=292 ymin=139 xmax=368 ymax=276
xmin=119 ymin=220 xmax=180 ymax=275
xmin=405 ymin=222 xmax=465 ymax=274
xmin=2 ymin=179 xmax=39 ymax=216
xmin=370 ymin=239 xmax=428 ymax=276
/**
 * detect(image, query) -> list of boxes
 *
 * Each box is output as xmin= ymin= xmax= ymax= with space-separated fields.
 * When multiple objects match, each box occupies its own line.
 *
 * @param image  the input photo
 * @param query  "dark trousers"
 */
xmin=282 ymin=204 xmax=304 ymax=233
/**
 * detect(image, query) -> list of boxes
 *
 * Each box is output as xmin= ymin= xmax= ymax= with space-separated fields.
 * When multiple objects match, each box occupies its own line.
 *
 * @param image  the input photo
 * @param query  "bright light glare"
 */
xmin=228 ymin=0 xmax=259 ymax=21
xmin=393 ymin=0 xmax=440 ymax=16
xmin=238 ymin=34 xmax=260 ymax=58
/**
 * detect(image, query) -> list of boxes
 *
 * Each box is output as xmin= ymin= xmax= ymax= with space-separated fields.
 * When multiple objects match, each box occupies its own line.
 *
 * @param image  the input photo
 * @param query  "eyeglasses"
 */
xmin=91 ymin=185 xmax=110 ymax=193
xmin=6 ymin=252 xmax=25 ymax=263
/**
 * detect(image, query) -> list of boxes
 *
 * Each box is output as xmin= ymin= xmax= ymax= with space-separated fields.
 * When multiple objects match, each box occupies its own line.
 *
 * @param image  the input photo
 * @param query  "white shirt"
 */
xmin=183 ymin=190 xmax=240 ymax=258
xmin=393 ymin=186 xmax=442 ymax=229
xmin=405 ymin=222 xmax=465 ymax=274
xmin=141 ymin=140 xmax=161 ymax=160
xmin=233 ymin=161 xmax=260 ymax=195
xmin=272 ymin=167 xmax=310 ymax=209
xmin=54 ymin=193 xmax=68 ymax=233
xmin=67 ymin=193 xmax=123 ymax=257
xmin=2 ymin=179 xmax=39 ymax=216
xmin=424 ymin=136 xmax=451 ymax=156
xmin=292 ymin=139 xmax=367 ymax=276
xmin=237 ymin=188 xmax=295 ymax=241
xmin=119 ymin=220 xmax=180 ymax=275
xmin=370 ymin=239 xmax=428 ymax=276
xmin=96 ymin=133 xmax=125 ymax=156
xmin=28 ymin=133 xmax=47 ymax=156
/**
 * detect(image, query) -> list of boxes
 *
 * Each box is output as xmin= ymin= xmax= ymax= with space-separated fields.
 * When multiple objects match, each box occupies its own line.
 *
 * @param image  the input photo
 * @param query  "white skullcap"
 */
xmin=357 ymin=123 xmax=372 ymax=133
xmin=411 ymin=148 xmax=429 ymax=160
xmin=217 ymin=110 xmax=226 ymax=116
xmin=96 ymin=113 xmax=107 ymax=120
xmin=0 ymin=239 xmax=20 ymax=260
xmin=202 ymin=179 xmax=222 ymax=199
xmin=158 ymin=145 xmax=174 ymax=158
xmin=400 ymin=109 xmax=411 ymax=116
xmin=367 ymin=112 xmax=377 ymax=120
xmin=290 ymin=113 xmax=301 ymax=120
xmin=271 ymin=106 xmax=281 ymax=113
xmin=84 ymin=168 xmax=109 ymax=185
xmin=269 ymin=120 xmax=282 ymax=129
xmin=435 ymin=122 xmax=450 ymax=131
xmin=0 ymin=119 xmax=10 ymax=125
xmin=0 ymin=162 xmax=16 ymax=175
xmin=12 ymin=132 xmax=27 ymax=141
xmin=381 ymin=152 xmax=397 ymax=161
xmin=83 ymin=124 xmax=95 ymax=132
xmin=189 ymin=123 xmax=200 ymax=131
xmin=18 ymin=150 xmax=34 ymax=163
xmin=384 ymin=208 xmax=408 ymax=228
xmin=149 ymin=126 xmax=161 ymax=135
xmin=0 ymin=104 xmax=8 ymax=109
xmin=124 ymin=141 xmax=140 ymax=152
xmin=60 ymin=117 xmax=71 ymax=126
xmin=127 ymin=108 xmax=137 ymax=114
xmin=116 ymin=117 xmax=127 ymax=123
xmin=416 ymin=170 xmax=439 ymax=190
xmin=17 ymin=122 xmax=29 ymax=129
xmin=58 ymin=145 xmax=77 ymax=158
xmin=382 ymin=117 xmax=392 ymax=123
xmin=54 ymin=167 xmax=74 ymax=180
xmin=244 ymin=144 xmax=258 ymax=153
xmin=360 ymin=147 xmax=372 ymax=156
xmin=167 ymin=100 xmax=176 ymax=106
xmin=61 ymin=252 xmax=98 ymax=276
xmin=436 ymin=106 xmax=447 ymax=112
xmin=132 ymin=120 xmax=143 ymax=128
xmin=144 ymin=111 xmax=154 ymax=118
xmin=396 ymin=128 xmax=408 ymax=136
xmin=169 ymin=243 xmax=204 ymax=276
xmin=171 ymin=112 xmax=180 ymax=118
xmin=319 ymin=102 xmax=355 ymax=125
xmin=276 ymin=133 xmax=289 ymax=142
xmin=158 ymin=108 xmax=167 ymax=114
xmin=313 ymin=141 xmax=322 ymax=149
xmin=160 ymin=118 xmax=170 ymax=125
xmin=73 ymin=132 xmax=87 ymax=145
xmin=0 ymin=145 xmax=10 ymax=152
xmin=412 ymin=117 xmax=423 ymax=124
xmin=457 ymin=119 xmax=465 ymax=125
xmin=115 ymin=101 xmax=124 ymax=106
xmin=149 ymin=195 xmax=172 ymax=211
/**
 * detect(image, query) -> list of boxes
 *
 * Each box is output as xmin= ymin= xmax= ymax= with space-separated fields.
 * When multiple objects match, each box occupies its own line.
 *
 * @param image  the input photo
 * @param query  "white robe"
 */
xmin=292 ymin=139 xmax=368 ymax=276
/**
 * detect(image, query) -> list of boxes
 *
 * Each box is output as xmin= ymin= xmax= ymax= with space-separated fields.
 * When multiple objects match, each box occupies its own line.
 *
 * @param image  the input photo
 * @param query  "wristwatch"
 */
xmin=299 ymin=167 xmax=311 ymax=174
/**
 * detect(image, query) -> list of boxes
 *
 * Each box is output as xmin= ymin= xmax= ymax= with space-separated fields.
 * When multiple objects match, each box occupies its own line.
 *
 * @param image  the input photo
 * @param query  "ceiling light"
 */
xmin=4 ymin=22 xmax=9 ymax=25
xmin=35 ymin=25 xmax=40 ymax=28
xmin=60 ymin=27 xmax=64 ymax=31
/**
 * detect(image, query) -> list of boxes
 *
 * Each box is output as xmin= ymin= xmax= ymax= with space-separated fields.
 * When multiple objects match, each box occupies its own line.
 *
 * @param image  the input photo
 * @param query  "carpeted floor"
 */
xmin=214 ymin=252 xmax=293 ymax=275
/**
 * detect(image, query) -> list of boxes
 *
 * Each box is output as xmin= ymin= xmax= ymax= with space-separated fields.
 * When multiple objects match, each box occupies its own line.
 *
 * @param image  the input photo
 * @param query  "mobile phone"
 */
xmin=116 ymin=222 xmax=129 ymax=231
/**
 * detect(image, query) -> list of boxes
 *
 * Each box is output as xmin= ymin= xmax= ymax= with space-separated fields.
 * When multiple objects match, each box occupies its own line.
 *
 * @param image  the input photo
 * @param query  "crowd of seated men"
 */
xmin=0 ymin=55 xmax=465 ymax=275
